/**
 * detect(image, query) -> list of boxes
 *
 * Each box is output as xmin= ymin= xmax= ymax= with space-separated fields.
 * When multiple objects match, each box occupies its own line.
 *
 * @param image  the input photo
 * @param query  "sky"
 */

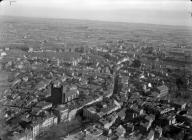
xmin=0 ymin=0 xmax=192 ymax=26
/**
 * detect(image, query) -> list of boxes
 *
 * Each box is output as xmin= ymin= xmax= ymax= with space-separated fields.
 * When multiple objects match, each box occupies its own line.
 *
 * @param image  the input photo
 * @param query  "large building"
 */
xmin=83 ymin=99 xmax=121 ymax=121
xmin=50 ymin=82 xmax=79 ymax=105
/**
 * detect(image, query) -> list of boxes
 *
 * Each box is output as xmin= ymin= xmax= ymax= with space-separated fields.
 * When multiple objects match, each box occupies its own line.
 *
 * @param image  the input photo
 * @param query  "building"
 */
xmin=147 ymin=130 xmax=155 ymax=140
xmin=31 ymin=113 xmax=58 ymax=139
xmin=50 ymin=82 xmax=63 ymax=105
xmin=63 ymin=85 xmax=79 ymax=103
xmin=85 ymin=125 xmax=103 ymax=137
xmin=35 ymin=101 xmax=52 ymax=110
xmin=117 ymin=108 xmax=126 ymax=120
xmin=54 ymin=105 xmax=69 ymax=122
xmin=7 ymin=112 xmax=58 ymax=140
xmin=83 ymin=99 xmax=120 ymax=120
xmin=115 ymin=125 xmax=126 ymax=138
xmin=156 ymin=85 xmax=169 ymax=98
xmin=83 ymin=107 xmax=100 ymax=121
xmin=50 ymin=83 xmax=79 ymax=105
xmin=99 ymin=113 xmax=118 ymax=129
xmin=170 ymin=101 xmax=187 ymax=111
xmin=31 ymin=119 xmax=41 ymax=139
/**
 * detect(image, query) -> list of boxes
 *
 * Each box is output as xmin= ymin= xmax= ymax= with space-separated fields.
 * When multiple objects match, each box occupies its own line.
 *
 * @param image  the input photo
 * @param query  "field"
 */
xmin=0 ymin=16 xmax=192 ymax=50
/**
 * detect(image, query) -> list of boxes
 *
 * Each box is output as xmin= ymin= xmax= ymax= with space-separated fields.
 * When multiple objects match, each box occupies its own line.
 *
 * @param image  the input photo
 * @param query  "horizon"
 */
xmin=1 ymin=15 xmax=192 ymax=29
xmin=0 ymin=0 xmax=192 ymax=27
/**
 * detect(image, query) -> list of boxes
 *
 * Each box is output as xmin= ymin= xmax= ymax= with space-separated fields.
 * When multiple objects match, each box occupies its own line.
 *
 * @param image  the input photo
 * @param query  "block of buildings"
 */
xmin=83 ymin=99 xmax=120 ymax=121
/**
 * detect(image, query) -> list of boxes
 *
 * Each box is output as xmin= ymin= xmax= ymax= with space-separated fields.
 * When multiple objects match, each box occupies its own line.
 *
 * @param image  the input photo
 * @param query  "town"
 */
xmin=0 ymin=35 xmax=192 ymax=140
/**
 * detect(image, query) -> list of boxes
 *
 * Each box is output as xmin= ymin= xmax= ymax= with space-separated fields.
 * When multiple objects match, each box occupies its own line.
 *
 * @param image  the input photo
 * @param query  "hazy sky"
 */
xmin=0 ymin=0 xmax=192 ymax=26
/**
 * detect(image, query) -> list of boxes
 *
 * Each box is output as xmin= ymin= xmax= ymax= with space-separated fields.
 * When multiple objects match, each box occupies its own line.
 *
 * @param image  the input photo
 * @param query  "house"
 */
xmin=12 ymin=78 xmax=22 ymax=87
xmin=143 ymin=103 xmax=160 ymax=115
xmin=8 ymin=132 xmax=28 ymax=140
xmin=145 ymin=114 xmax=155 ymax=122
xmin=54 ymin=105 xmax=69 ymax=122
xmin=31 ymin=108 xmax=42 ymax=116
xmin=125 ymin=108 xmax=138 ymax=121
xmin=156 ymin=85 xmax=169 ymax=98
xmin=167 ymin=115 xmax=176 ymax=125
xmin=160 ymin=107 xmax=175 ymax=115
xmin=130 ymin=104 xmax=144 ymax=116
xmin=140 ymin=114 xmax=155 ymax=132
xmin=140 ymin=121 xmax=151 ymax=132
xmin=0 ymin=51 xmax=7 ymax=57
xmin=68 ymin=108 xmax=80 ymax=121
xmin=35 ymin=101 xmax=52 ymax=110
xmin=85 ymin=125 xmax=103 ymax=137
xmin=155 ymin=126 xmax=163 ymax=138
xmin=117 ymin=108 xmax=126 ymax=120
xmin=41 ymin=114 xmax=57 ymax=129
xmin=28 ymin=47 xmax=33 ymax=52
xmin=120 ymin=76 xmax=129 ymax=85
xmin=126 ymin=123 xmax=135 ymax=134
xmin=150 ymin=91 xmax=159 ymax=98
xmin=99 ymin=113 xmax=118 ymax=129
xmin=115 ymin=125 xmax=126 ymax=138
xmin=31 ymin=119 xmax=41 ymax=138
xmin=147 ymin=130 xmax=155 ymax=140
xmin=84 ymin=134 xmax=108 ymax=140
xmin=170 ymin=101 xmax=187 ymax=111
